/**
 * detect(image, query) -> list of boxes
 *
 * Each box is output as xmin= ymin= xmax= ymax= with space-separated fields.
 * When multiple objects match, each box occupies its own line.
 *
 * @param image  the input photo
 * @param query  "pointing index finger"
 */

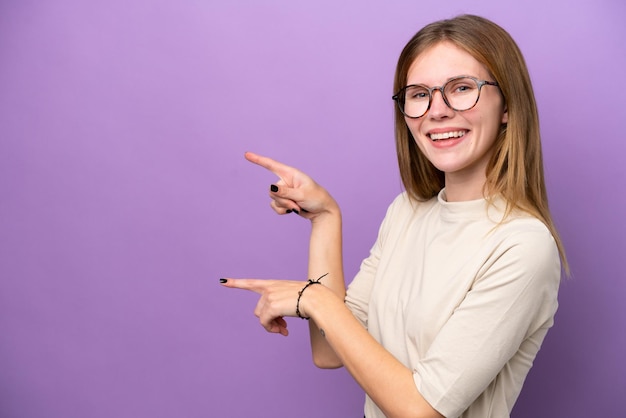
xmin=244 ymin=151 xmax=294 ymax=179
xmin=220 ymin=277 xmax=268 ymax=294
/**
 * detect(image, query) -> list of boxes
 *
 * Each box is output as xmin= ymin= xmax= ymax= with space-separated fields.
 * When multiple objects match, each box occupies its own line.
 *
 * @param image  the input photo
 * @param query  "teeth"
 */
xmin=429 ymin=130 xmax=466 ymax=141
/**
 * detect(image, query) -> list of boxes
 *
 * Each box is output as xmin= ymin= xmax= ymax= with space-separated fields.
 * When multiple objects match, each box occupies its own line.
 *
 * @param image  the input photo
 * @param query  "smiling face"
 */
xmin=404 ymin=41 xmax=507 ymax=200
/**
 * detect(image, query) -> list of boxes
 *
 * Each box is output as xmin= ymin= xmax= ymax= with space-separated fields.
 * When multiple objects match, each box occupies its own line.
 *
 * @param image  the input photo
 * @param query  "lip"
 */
xmin=425 ymin=128 xmax=469 ymax=148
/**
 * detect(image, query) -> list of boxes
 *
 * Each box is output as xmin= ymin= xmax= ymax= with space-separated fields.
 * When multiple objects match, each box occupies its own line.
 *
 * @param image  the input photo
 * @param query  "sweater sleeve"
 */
xmin=414 ymin=224 xmax=561 ymax=417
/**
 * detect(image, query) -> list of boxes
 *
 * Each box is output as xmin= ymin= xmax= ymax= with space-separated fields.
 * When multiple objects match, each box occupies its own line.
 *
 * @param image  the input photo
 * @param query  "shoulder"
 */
xmin=484 ymin=215 xmax=562 ymax=287
xmin=485 ymin=199 xmax=559 ymax=257
xmin=385 ymin=191 xmax=437 ymax=218
xmin=496 ymin=215 xmax=557 ymax=252
xmin=373 ymin=192 xmax=437 ymax=243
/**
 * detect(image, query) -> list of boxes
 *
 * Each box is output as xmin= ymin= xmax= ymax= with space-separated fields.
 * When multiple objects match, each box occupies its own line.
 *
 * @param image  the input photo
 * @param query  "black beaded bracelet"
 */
xmin=295 ymin=273 xmax=329 ymax=320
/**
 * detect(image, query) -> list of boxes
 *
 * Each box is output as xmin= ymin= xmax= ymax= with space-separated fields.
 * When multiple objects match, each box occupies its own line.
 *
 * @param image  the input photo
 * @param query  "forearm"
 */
xmin=308 ymin=209 xmax=344 ymax=297
xmin=307 ymin=208 xmax=345 ymax=368
xmin=305 ymin=286 xmax=443 ymax=418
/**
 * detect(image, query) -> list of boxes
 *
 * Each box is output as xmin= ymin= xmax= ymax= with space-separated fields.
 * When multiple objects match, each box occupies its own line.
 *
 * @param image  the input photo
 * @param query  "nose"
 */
xmin=428 ymin=88 xmax=453 ymax=119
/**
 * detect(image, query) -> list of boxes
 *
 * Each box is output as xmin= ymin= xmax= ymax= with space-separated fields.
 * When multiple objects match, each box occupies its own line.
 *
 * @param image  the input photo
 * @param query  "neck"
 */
xmin=443 ymin=173 xmax=487 ymax=202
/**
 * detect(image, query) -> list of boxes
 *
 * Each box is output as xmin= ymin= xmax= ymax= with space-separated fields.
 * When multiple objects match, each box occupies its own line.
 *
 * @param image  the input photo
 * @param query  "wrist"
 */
xmin=310 ymin=204 xmax=341 ymax=225
xmin=296 ymin=280 xmax=328 ymax=320
xmin=296 ymin=273 xmax=328 ymax=320
xmin=298 ymin=279 xmax=337 ymax=321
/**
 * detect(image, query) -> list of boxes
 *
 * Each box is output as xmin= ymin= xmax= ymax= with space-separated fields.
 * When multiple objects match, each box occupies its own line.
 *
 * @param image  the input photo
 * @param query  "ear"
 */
xmin=501 ymin=106 xmax=508 ymax=124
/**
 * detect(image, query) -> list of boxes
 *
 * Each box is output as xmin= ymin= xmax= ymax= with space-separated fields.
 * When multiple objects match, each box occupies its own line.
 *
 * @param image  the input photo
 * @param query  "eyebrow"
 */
xmin=405 ymin=74 xmax=478 ymax=86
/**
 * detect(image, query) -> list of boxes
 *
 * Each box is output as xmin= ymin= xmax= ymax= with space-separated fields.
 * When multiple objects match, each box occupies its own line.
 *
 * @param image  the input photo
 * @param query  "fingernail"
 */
xmin=219 ymin=278 xmax=227 ymax=284
xmin=270 ymin=184 xmax=279 ymax=192
xmin=301 ymin=208 xmax=309 ymax=213
xmin=292 ymin=209 xmax=299 ymax=215
xmin=286 ymin=209 xmax=292 ymax=214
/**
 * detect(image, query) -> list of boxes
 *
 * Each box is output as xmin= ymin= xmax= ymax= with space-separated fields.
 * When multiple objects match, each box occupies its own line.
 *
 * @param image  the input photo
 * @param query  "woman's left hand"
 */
xmin=220 ymin=278 xmax=310 ymax=336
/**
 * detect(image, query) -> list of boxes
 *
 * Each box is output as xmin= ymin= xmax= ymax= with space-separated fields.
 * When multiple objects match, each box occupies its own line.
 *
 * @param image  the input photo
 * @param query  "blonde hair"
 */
xmin=393 ymin=14 xmax=568 ymax=272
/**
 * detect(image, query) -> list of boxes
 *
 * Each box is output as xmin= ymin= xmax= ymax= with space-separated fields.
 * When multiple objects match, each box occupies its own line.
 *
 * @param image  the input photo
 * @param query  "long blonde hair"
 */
xmin=393 ymin=14 xmax=568 ymax=272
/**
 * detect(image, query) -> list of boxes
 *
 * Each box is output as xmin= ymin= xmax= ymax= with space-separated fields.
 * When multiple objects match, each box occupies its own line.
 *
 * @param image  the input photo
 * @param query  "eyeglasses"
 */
xmin=392 ymin=76 xmax=500 ymax=119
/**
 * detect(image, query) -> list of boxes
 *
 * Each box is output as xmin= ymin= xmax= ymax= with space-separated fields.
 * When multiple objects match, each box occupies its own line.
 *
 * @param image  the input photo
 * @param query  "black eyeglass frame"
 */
xmin=392 ymin=76 xmax=500 ymax=119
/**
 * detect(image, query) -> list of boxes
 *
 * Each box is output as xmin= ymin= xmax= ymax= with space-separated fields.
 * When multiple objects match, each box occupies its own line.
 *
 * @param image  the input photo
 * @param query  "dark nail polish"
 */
xmin=286 ymin=209 xmax=292 ymax=214
xmin=292 ymin=209 xmax=299 ymax=215
xmin=219 ymin=278 xmax=227 ymax=284
xmin=270 ymin=184 xmax=279 ymax=192
xmin=301 ymin=208 xmax=309 ymax=213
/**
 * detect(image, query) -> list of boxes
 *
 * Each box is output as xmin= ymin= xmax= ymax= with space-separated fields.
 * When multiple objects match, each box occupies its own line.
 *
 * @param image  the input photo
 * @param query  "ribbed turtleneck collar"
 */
xmin=437 ymin=188 xmax=507 ymax=223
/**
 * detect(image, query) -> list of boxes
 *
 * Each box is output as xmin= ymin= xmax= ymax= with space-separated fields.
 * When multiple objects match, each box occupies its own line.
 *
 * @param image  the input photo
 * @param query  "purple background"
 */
xmin=1 ymin=1 xmax=624 ymax=417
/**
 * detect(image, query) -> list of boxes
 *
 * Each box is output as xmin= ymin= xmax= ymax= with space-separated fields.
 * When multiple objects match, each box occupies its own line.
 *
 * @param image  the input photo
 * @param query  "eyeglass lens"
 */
xmin=399 ymin=77 xmax=482 ymax=118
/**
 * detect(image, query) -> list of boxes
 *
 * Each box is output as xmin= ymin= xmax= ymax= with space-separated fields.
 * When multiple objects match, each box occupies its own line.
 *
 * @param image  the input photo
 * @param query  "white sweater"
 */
xmin=345 ymin=190 xmax=561 ymax=418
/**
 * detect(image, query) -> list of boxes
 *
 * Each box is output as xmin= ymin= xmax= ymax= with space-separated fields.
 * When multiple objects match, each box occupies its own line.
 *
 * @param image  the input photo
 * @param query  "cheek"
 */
xmin=472 ymin=109 xmax=503 ymax=142
xmin=408 ymin=127 xmax=429 ymax=156
xmin=405 ymin=119 xmax=424 ymax=141
xmin=405 ymin=122 xmax=426 ymax=149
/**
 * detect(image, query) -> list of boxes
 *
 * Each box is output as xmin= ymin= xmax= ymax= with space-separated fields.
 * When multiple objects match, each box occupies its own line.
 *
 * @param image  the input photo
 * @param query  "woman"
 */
xmin=221 ymin=14 xmax=567 ymax=418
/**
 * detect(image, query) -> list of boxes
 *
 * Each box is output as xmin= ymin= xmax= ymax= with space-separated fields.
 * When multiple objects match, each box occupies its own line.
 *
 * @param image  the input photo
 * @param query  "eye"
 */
xmin=446 ymin=78 xmax=477 ymax=95
xmin=405 ymin=86 xmax=429 ymax=101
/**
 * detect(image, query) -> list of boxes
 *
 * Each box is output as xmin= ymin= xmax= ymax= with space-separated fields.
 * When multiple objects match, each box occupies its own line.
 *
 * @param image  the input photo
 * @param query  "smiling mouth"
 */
xmin=429 ymin=130 xmax=467 ymax=141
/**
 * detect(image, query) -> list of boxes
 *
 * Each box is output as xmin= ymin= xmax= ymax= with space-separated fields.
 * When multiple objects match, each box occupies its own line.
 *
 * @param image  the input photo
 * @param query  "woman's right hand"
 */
xmin=244 ymin=151 xmax=339 ymax=221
